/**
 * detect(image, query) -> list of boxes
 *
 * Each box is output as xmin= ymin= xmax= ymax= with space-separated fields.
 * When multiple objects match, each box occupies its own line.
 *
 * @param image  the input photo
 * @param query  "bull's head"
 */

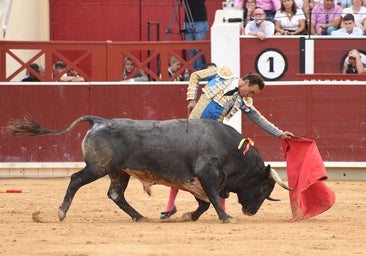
xmin=237 ymin=165 xmax=290 ymax=216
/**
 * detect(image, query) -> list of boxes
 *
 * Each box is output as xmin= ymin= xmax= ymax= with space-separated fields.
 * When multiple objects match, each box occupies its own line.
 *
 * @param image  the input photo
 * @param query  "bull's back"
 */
xmin=82 ymin=118 xmax=242 ymax=172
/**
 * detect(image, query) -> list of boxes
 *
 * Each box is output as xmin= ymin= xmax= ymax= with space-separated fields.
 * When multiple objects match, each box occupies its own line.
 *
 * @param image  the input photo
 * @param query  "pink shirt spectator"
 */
xmin=234 ymin=0 xmax=244 ymax=8
xmin=256 ymin=0 xmax=281 ymax=11
xmin=311 ymin=3 xmax=342 ymax=31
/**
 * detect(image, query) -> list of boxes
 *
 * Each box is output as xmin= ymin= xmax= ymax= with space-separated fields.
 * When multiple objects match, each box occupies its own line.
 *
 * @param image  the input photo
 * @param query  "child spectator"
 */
xmin=22 ymin=63 xmax=44 ymax=82
xmin=122 ymin=57 xmax=148 ymax=82
xmin=331 ymin=14 xmax=364 ymax=36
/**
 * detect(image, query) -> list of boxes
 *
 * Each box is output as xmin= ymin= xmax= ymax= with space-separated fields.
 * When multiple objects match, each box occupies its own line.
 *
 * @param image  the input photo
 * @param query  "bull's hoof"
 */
xmin=133 ymin=216 xmax=149 ymax=222
xmin=58 ymin=209 xmax=66 ymax=221
xmin=180 ymin=212 xmax=193 ymax=221
xmin=222 ymin=215 xmax=236 ymax=224
xmin=132 ymin=215 xmax=145 ymax=222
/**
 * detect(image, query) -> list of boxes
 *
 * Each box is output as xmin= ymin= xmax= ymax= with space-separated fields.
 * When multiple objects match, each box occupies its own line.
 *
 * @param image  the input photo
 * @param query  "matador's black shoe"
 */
xmin=160 ymin=206 xmax=177 ymax=219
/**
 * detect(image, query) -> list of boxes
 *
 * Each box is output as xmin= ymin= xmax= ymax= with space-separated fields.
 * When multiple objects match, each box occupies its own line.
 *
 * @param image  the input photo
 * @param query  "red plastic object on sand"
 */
xmin=0 ymin=189 xmax=23 ymax=193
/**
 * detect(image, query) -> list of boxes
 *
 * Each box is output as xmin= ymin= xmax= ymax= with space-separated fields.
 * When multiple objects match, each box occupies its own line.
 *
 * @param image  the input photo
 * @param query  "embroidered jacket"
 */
xmin=186 ymin=66 xmax=283 ymax=138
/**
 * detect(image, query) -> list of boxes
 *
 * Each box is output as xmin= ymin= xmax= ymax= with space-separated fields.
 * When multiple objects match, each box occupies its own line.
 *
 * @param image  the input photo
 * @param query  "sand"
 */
xmin=0 ymin=178 xmax=365 ymax=256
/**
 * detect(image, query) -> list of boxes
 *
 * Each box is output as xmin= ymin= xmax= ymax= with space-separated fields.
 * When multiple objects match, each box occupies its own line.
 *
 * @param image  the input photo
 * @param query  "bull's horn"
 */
xmin=269 ymin=168 xmax=292 ymax=190
xmin=266 ymin=196 xmax=281 ymax=201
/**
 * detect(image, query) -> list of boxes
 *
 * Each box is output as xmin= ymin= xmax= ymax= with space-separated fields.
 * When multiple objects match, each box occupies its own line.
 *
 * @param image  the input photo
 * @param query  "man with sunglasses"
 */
xmin=310 ymin=0 xmax=342 ymax=35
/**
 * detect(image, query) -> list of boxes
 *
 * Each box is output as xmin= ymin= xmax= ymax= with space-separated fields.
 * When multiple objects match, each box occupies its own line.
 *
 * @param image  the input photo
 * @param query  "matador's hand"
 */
xmin=187 ymin=100 xmax=196 ymax=117
xmin=280 ymin=131 xmax=294 ymax=139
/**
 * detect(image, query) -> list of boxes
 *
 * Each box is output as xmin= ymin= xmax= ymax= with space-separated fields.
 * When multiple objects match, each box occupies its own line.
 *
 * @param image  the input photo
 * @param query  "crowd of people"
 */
xmin=21 ymin=0 xmax=366 ymax=82
xmin=236 ymin=0 xmax=366 ymax=37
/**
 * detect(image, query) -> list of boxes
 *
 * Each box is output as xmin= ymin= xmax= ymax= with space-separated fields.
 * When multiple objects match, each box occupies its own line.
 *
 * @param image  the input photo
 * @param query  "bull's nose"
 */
xmin=242 ymin=208 xmax=255 ymax=216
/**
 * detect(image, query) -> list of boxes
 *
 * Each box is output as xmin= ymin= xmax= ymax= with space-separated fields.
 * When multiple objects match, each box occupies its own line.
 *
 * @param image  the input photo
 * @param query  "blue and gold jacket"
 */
xmin=186 ymin=66 xmax=282 ymax=138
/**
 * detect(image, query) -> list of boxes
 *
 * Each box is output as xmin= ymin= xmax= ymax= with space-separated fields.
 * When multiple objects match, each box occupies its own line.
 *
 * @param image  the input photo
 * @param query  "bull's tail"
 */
xmin=7 ymin=115 xmax=102 ymax=137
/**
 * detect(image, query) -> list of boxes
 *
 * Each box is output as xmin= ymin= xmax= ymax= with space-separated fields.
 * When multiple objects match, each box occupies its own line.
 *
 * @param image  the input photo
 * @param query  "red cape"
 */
xmin=281 ymin=137 xmax=335 ymax=220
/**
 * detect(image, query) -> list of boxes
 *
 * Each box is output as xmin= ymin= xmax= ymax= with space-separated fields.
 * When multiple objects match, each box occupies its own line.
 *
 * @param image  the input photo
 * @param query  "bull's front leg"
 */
xmin=181 ymin=197 xmax=210 ymax=221
xmin=108 ymin=172 xmax=144 ymax=222
xmin=197 ymin=171 xmax=234 ymax=223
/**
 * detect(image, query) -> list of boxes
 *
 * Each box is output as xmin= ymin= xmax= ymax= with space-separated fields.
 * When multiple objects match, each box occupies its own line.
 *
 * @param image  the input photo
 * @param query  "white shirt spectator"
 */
xmin=274 ymin=8 xmax=306 ymax=31
xmin=331 ymin=27 xmax=364 ymax=36
xmin=245 ymin=20 xmax=275 ymax=35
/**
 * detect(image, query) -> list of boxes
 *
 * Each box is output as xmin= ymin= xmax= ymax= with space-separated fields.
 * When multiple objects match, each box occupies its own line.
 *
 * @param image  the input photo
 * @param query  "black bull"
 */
xmin=8 ymin=115 xmax=290 ymax=223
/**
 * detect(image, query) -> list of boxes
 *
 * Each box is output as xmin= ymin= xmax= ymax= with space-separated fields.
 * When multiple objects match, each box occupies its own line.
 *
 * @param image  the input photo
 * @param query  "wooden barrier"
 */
xmin=1 ymin=81 xmax=366 ymax=163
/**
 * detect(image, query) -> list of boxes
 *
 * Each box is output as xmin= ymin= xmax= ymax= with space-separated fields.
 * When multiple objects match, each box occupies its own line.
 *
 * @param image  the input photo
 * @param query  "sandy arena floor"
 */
xmin=0 ymin=177 xmax=365 ymax=256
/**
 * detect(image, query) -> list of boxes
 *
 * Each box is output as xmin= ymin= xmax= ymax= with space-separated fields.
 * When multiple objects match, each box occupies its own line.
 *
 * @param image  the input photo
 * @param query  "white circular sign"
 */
xmin=255 ymin=49 xmax=287 ymax=81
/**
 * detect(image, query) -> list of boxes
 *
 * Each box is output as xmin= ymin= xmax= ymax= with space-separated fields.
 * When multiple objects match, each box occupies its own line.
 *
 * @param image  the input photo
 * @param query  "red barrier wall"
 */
xmin=1 ymin=83 xmax=365 ymax=162
xmin=313 ymin=38 xmax=366 ymax=73
xmin=240 ymin=37 xmax=302 ymax=81
xmin=240 ymin=37 xmax=366 ymax=81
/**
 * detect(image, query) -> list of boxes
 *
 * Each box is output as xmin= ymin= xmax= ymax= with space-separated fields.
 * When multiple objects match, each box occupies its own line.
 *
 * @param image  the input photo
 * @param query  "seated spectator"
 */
xmin=255 ymin=0 xmax=282 ymax=23
xmin=243 ymin=0 xmax=257 ymax=27
xmin=22 ymin=63 xmax=44 ymax=82
xmin=122 ymin=57 xmax=148 ymax=82
xmin=310 ymin=0 xmax=342 ymax=35
xmin=337 ymin=0 xmax=352 ymax=8
xmin=342 ymin=49 xmax=366 ymax=74
xmin=244 ymin=7 xmax=275 ymax=39
xmin=274 ymin=0 xmax=306 ymax=35
xmin=234 ymin=0 xmax=244 ymax=9
xmin=294 ymin=0 xmax=310 ymax=21
xmin=168 ymin=56 xmax=182 ymax=81
xmin=341 ymin=0 xmax=366 ymax=33
xmin=331 ymin=14 xmax=364 ymax=36
xmin=53 ymin=61 xmax=85 ymax=82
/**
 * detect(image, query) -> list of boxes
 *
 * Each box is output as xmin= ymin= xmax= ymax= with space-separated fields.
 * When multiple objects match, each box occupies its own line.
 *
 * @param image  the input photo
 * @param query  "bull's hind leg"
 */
xmin=107 ymin=171 xmax=144 ymax=222
xmin=58 ymin=165 xmax=106 ymax=221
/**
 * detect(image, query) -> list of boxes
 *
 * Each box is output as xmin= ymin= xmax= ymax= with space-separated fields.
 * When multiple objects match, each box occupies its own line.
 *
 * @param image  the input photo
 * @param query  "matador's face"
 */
xmin=238 ymin=79 xmax=261 ymax=98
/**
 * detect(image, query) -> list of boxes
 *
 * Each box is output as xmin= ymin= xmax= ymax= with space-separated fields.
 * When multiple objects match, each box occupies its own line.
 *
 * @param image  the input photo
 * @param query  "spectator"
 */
xmin=52 ymin=61 xmax=85 ymax=82
xmin=331 ymin=14 xmax=364 ymax=35
xmin=342 ymin=49 xmax=366 ymax=74
xmin=122 ymin=57 xmax=148 ymax=82
xmin=21 ymin=63 xmax=44 ymax=82
xmin=255 ymin=0 xmax=281 ymax=22
xmin=234 ymin=0 xmax=244 ymax=9
xmin=337 ymin=0 xmax=352 ymax=8
xmin=243 ymin=0 xmax=257 ymax=27
xmin=341 ymin=0 xmax=366 ymax=33
xmin=294 ymin=0 xmax=311 ymax=21
xmin=168 ymin=56 xmax=182 ymax=81
xmin=184 ymin=0 xmax=208 ymax=71
xmin=244 ymin=7 xmax=275 ymax=39
xmin=275 ymin=0 xmax=306 ymax=35
xmin=310 ymin=0 xmax=342 ymax=35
